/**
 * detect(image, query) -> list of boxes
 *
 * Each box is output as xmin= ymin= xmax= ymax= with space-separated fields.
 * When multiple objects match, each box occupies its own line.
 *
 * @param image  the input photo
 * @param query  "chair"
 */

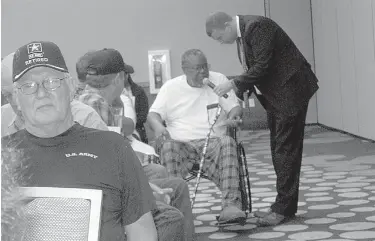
xmin=151 ymin=109 xmax=252 ymax=214
xmin=20 ymin=187 xmax=103 ymax=241
xmin=184 ymin=126 xmax=252 ymax=214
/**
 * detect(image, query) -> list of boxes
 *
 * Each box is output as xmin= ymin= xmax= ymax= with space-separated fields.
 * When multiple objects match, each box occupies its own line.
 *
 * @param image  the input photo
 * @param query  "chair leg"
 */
xmin=184 ymin=175 xmax=196 ymax=182
xmin=237 ymin=143 xmax=252 ymax=214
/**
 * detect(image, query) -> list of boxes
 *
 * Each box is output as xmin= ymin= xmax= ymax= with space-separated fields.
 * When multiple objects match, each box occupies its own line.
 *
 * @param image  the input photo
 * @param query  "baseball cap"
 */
xmin=77 ymin=48 xmax=134 ymax=78
xmin=12 ymin=41 xmax=69 ymax=82
xmin=1 ymin=52 xmax=15 ymax=91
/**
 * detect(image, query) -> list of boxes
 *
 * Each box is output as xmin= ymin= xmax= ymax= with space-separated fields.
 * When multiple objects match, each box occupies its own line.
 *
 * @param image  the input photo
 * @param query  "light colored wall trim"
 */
xmin=264 ymin=0 xmax=271 ymax=17
xmin=309 ymin=0 xmax=319 ymax=122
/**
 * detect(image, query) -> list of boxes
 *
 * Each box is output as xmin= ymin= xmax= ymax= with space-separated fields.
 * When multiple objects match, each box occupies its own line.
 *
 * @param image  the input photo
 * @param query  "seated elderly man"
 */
xmin=148 ymin=49 xmax=245 ymax=223
xmin=2 ymin=41 xmax=187 ymax=241
xmin=1 ymin=52 xmax=108 ymax=137
xmin=76 ymin=48 xmax=194 ymax=241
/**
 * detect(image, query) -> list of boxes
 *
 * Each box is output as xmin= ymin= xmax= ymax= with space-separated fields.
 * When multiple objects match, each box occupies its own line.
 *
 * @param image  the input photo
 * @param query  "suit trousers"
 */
xmin=268 ymin=103 xmax=308 ymax=216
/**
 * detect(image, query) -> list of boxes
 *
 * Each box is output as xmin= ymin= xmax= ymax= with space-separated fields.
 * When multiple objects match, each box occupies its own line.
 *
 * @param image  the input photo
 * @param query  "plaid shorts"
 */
xmin=156 ymin=136 xmax=241 ymax=208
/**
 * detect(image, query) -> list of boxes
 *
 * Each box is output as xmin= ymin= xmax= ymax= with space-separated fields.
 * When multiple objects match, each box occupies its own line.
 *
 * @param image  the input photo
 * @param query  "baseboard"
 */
xmin=315 ymin=123 xmax=375 ymax=143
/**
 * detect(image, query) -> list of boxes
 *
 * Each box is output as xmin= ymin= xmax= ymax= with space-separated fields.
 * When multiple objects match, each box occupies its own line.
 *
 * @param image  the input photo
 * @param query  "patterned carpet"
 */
xmin=188 ymin=126 xmax=375 ymax=241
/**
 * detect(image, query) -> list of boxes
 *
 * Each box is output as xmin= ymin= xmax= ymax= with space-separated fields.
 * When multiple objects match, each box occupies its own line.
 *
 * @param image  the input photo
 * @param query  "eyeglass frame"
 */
xmin=15 ymin=77 xmax=69 ymax=95
xmin=183 ymin=63 xmax=211 ymax=72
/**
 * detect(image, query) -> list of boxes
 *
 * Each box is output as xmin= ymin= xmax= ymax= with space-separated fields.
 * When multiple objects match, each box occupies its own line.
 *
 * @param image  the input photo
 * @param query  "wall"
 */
xmin=268 ymin=0 xmax=318 ymax=124
xmin=2 ymin=0 xmax=269 ymax=135
xmin=2 ymin=0 xmax=264 ymax=84
xmin=312 ymin=0 xmax=375 ymax=140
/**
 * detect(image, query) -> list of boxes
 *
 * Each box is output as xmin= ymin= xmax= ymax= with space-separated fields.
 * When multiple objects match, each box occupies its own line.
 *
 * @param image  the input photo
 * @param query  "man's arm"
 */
xmin=147 ymin=112 xmax=168 ymax=138
xmin=122 ymin=116 xmax=135 ymax=136
xmin=117 ymin=138 xmax=158 ymax=240
xmin=120 ymin=94 xmax=136 ymax=136
xmin=124 ymin=212 xmax=157 ymax=241
xmin=234 ymin=20 xmax=276 ymax=88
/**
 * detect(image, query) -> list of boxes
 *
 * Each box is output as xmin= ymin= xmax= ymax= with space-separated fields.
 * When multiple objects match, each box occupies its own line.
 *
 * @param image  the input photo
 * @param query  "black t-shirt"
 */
xmin=2 ymin=123 xmax=156 ymax=241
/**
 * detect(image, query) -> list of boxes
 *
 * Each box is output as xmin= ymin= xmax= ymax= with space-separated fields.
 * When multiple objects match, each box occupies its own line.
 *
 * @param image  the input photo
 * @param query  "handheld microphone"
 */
xmin=203 ymin=78 xmax=228 ymax=99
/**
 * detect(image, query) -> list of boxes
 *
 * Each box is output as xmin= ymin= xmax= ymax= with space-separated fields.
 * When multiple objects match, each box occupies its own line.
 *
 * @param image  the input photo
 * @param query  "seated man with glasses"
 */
xmin=2 ymin=41 xmax=161 ymax=240
xmin=1 ymin=52 xmax=108 ymax=137
xmin=76 ymin=48 xmax=195 ymax=241
xmin=148 ymin=49 xmax=245 ymax=223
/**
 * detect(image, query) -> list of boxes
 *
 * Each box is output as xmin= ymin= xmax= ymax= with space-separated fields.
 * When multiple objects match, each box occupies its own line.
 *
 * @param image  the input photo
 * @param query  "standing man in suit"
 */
xmin=205 ymin=12 xmax=319 ymax=226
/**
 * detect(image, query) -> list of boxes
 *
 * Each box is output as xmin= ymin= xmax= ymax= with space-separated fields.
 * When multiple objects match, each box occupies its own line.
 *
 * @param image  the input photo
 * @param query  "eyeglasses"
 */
xmin=186 ymin=63 xmax=211 ymax=72
xmin=16 ymin=77 xmax=68 ymax=95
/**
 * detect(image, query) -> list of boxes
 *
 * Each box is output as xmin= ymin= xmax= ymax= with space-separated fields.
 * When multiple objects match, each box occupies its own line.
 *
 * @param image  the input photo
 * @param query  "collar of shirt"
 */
xmin=236 ymin=15 xmax=241 ymax=38
xmin=82 ymin=87 xmax=100 ymax=95
xmin=9 ymin=114 xmax=24 ymax=133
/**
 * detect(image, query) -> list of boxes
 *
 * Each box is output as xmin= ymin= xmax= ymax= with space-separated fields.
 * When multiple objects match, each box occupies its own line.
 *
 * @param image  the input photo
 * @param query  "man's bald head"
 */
xmin=205 ymin=12 xmax=233 ymax=37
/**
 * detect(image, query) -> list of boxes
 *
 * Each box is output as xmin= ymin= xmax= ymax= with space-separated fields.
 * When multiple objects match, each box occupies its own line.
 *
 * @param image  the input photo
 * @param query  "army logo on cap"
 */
xmin=25 ymin=42 xmax=48 ymax=66
xmin=27 ymin=43 xmax=42 ymax=54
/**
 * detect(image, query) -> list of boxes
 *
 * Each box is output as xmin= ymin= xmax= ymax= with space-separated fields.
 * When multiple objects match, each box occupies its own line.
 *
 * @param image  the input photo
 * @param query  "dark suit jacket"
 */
xmin=234 ymin=15 xmax=319 ymax=116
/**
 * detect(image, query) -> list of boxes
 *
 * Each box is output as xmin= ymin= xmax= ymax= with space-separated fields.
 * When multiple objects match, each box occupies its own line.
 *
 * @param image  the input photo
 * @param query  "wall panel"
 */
xmin=1 ymin=0 xmax=265 ymax=85
xmin=352 ymin=0 xmax=375 ymax=140
xmin=336 ymin=0 xmax=359 ymax=134
xmin=269 ymin=0 xmax=317 ymax=124
xmin=312 ymin=0 xmax=375 ymax=140
xmin=313 ymin=0 xmax=343 ymax=130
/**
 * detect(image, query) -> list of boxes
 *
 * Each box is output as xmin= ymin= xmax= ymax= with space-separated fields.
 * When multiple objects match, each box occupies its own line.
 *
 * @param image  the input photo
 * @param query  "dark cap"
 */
xmin=77 ymin=48 xmax=133 ymax=79
xmin=13 ymin=41 xmax=68 ymax=82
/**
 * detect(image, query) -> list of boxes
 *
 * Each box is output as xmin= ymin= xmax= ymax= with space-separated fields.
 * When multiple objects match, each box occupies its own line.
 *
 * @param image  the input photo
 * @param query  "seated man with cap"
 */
xmin=76 ymin=48 xmax=195 ymax=241
xmin=1 ymin=52 xmax=108 ymax=137
xmin=148 ymin=48 xmax=245 ymax=223
xmin=75 ymin=50 xmax=169 ymax=181
xmin=2 ymin=41 xmax=159 ymax=240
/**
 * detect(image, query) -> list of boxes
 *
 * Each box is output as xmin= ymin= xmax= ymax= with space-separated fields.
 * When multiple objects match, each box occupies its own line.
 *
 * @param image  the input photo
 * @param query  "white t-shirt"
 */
xmin=149 ymin=71 xmax=240 ymax=142
xmin=120 ymin=87 xmax=140 ymax=138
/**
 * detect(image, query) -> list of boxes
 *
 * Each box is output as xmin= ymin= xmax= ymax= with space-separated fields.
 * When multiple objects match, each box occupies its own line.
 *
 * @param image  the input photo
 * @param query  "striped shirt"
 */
xmin=78 ymin=89 xmax=115 ymax=126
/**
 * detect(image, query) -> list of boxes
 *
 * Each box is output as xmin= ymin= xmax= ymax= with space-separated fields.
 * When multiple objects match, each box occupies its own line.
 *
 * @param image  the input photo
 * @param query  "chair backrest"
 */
xmin=20 ymin=187 xmax=102 ymax=241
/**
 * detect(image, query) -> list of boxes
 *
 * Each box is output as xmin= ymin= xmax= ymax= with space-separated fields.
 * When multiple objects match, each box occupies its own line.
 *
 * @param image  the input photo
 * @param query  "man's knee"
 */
xmin=160 ymin=140 xmax=181 ymax=154
xmin=153 ymin=202 xmax=185 ymax=241
xmin=219 ymin=135 xmax=236 ymax=146
xmin=144 ymin=163 xmax=169 ymax=180
xmin=168 ymin=177 xmax=190 ymax=202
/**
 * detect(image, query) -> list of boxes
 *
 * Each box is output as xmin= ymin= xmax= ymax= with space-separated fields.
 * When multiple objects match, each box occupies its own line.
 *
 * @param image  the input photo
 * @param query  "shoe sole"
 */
xmin=253 ymin=211 xmax=268 ymax=218
xmin=256 ymin=215 xmax=296 ymax=227
xmin=215 ymin=216 xmax=247 ymax=227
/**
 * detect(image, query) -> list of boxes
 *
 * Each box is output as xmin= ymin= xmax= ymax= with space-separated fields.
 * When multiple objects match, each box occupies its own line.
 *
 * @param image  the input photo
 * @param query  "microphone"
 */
xmin=203 ymin=78 xmax=228 ymax=98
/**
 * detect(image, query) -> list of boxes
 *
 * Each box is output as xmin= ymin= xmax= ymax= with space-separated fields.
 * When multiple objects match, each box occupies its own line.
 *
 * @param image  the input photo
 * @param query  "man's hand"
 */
xmin=216 ymin=116 xmax=243 ymax=128
xmin=213 ymin=81 xmax=233 ymax=97
xmin=149 ymin=182 xmax=173 ymax=205
xmin=155 ymin=128 xmax=171 ymax=141
xmin=228 ymin=116 xmax=243 ymax=127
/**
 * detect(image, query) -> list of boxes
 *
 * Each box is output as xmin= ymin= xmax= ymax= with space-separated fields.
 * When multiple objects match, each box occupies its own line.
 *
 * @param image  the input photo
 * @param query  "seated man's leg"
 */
xmin=159 ymin=140 xmax=198 ymax=179
xmin=143 ymin=163 xmax=169 ymax=180
xmin=190 ymin=136 xmax=244 ymax=219
xmin=152 ymin=201 xmax=184 ymax=241
xmin=152 ymin=178 xmax=195 ymax=241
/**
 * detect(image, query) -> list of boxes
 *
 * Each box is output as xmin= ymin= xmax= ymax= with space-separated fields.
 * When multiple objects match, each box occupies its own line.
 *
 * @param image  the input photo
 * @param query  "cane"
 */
xmin=191 ymin=104 xmax=222 ymax=209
